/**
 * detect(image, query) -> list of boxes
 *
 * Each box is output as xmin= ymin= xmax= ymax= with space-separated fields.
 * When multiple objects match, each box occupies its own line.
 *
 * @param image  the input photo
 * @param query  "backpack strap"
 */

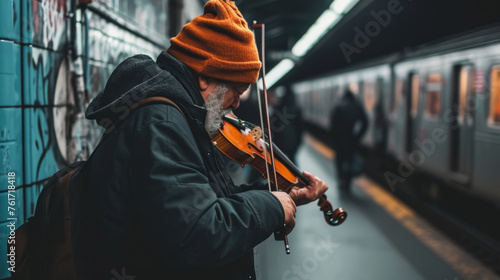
xmin=100 ymin=96 xmax=187 ymax=144
xmin=134 ymin=96 xmax=186 ymax=119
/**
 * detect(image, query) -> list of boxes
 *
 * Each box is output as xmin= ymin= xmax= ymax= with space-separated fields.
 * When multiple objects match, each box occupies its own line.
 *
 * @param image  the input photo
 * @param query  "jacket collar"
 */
xmin=156 ymin=51 xmax=208 ymax=123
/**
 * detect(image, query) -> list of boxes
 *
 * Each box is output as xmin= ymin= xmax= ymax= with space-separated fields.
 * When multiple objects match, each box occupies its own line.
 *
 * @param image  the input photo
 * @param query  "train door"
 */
xmin=405 ymin=73 xmax=420 ymax=154
xmin=450 ymin=65 xmax=473 ymax=181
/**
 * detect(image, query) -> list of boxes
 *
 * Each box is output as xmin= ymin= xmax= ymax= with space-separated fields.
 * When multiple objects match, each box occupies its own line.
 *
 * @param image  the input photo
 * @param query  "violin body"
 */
xmin=212 ymin=118 xmax=297 ymax=192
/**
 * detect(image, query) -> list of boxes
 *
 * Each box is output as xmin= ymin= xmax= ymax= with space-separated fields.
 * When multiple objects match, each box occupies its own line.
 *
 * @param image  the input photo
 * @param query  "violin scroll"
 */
xmin=318 ymin=194 xmax=347 ymax=226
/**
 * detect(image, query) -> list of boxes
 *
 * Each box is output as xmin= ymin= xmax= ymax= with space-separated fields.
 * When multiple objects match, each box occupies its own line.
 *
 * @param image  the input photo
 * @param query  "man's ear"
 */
xmin=198 ymin=75 xmax=210 ymax=92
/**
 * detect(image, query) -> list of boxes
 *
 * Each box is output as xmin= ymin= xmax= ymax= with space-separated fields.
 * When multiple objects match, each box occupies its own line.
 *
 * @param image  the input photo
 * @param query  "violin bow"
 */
xmin=252 ymin=21 xmax=291 ymax=255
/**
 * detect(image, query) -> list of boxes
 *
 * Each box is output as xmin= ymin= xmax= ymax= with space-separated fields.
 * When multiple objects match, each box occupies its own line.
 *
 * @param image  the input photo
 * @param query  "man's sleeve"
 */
xmin=128 ymin=110 xmax=284 ymax=267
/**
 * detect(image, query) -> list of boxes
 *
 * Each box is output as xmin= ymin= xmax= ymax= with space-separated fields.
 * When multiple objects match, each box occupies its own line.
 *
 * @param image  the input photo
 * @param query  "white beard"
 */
xmin=204 ymin=83 xmax=232 ymax=137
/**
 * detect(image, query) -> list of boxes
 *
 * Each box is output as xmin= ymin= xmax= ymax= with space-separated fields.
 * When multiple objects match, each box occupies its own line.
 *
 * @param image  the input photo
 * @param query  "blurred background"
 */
xmin=1 ymin=0 xmax=500 ymax=279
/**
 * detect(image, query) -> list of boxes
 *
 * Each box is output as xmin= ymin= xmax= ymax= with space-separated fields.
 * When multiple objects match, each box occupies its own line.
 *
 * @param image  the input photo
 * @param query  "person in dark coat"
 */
xmin=71 ymin=1 xmax=328 ymax=279
xmin=271 ymin=85 xmax=304 ymax=164
xmin=329 ymin=89 xmax=368 ymax=192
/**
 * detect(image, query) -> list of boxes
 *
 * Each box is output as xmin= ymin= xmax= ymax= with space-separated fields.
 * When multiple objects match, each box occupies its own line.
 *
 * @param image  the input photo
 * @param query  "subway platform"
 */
xmin=249 ymin=135 xmax=499 ymax=280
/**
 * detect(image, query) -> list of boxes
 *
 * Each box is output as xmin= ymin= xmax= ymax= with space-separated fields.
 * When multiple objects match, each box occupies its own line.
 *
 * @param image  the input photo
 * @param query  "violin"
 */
xmin=211 ymin=115 xmax=347 ymax=227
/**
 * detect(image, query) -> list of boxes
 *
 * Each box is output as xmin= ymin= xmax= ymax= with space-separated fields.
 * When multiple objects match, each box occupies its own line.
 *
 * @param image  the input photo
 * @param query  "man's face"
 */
xmin=221 ymin=83 xmax=251 ymax=110
xmin=201 ymin=80 xmax=251 ymax=137
xmin=199 ymin=77 xmax=250 ymax=111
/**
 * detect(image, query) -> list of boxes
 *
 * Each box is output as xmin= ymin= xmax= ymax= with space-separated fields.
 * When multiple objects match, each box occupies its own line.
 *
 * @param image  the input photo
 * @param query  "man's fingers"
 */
xmin=272 ymin=191 xmax=297 ymax=234
xmin=291 ymin=195 xmax=297 ymax=213
xmin=302 ymin=170 xmax=315 ymax=182
xmin=301 ymin=171 xmax=329 ymax=199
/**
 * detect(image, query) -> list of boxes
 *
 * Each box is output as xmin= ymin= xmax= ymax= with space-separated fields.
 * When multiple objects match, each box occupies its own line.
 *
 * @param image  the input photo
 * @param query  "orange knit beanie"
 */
xmin=167 ymin=0 xmax=262 ymax=84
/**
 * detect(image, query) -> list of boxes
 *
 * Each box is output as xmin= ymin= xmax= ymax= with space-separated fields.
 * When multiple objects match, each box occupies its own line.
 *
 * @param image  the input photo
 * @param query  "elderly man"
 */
xmin=74 ymin=0 xmax=328 ymax=279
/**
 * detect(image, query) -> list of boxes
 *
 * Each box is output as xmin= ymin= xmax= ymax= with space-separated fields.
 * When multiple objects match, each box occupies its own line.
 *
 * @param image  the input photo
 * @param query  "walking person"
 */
xmin=329 ymin=89 xmax=368 ymax=192
xmin=271 ymin=85 xmax=304 ymax=164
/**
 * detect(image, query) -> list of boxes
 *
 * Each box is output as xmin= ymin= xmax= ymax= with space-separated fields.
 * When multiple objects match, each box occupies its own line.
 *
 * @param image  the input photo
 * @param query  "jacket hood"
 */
xmin=86 ymin=52 xmax=206 ymax=126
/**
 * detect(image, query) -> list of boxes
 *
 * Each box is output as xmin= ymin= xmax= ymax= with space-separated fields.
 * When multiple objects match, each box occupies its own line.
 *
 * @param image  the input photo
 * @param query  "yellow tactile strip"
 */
xmin=356 ymin=176 xmax=500 ymax=280
xmin=303 ymin=133 xmax=335 ymax=160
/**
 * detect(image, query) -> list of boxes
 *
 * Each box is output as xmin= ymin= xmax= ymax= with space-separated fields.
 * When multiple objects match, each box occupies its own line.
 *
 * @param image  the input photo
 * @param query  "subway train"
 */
xmin=292 ymin=24 xmax=500 ymax=204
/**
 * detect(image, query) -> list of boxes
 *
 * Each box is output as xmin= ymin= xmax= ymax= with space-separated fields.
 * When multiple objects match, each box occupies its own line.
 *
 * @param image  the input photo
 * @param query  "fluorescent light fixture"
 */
xmin=264 ymin=0 xmax=359 ymax=87
xmin=331 ymin=0 xmax=358 ymax=14
xmin=258 ymin=58 xmax=295 ymax=90
xmin=291 ymin=9 xmax=340 ymax=57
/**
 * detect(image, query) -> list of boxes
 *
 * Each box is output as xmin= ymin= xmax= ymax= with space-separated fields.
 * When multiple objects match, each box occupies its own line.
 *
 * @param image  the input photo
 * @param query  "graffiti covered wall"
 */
xmin=0 ymin=0 xmax=205 ymax=277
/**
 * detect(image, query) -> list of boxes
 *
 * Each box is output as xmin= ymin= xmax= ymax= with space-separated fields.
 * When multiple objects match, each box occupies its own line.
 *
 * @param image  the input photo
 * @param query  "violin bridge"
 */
xmin=250 ymin=126 xmax=263 ymax=141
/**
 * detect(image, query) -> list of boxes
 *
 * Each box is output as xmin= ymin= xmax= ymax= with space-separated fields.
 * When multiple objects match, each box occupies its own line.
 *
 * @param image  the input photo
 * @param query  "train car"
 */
xmin=294 ymin=24 xmax=500 ymax=204
xmin=294 ymin=61 xmax=392 ymax=148
xmin=392 ymin=28 xmax=500 ymax=202
xmin=0 ymin=0 xmax=204 ymax=278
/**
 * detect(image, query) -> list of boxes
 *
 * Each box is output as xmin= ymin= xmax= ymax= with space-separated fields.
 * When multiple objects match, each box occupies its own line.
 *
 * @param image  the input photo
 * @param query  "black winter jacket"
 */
xmin=329 ymin=91 xmax=368 ymax=154
xmin=71 ymin=52 xmax=284 ymax=279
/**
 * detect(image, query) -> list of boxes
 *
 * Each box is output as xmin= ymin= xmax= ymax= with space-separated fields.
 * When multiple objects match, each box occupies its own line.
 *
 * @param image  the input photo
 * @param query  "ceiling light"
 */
xmin=257 ymin=58 xmax=295 ymax=90
xmin=291 ymin=9 xmax=341 ymax=57
xmin=331 ymin=0 xmax=358 ymax=14
xmin=263 ymin=0 xmax=359 ymax=87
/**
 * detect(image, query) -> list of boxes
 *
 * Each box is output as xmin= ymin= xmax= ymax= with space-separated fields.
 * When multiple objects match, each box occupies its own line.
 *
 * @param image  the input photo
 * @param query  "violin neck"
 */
xmin=269 ymin=142 xmax=310 ymax=185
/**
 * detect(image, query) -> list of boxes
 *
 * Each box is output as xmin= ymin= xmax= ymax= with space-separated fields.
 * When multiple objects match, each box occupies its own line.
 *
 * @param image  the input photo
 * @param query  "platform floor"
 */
xmin=250 ymin=136 xmax=500 ymax=280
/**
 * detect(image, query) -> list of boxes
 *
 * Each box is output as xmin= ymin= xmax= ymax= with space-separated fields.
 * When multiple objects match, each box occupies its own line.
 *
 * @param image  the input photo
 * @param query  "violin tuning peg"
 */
xmin=251 ymin=127 xmax=263 ymax=141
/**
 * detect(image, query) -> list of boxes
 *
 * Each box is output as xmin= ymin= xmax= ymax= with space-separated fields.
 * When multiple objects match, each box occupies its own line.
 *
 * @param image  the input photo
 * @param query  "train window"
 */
xmin=458 ymin=67 xmax=470 ymax=122
xmin=411 ymin=74 xmax=420 ymax=117
xmin=313 ymin=90 xmax=320 ymax=120
xmin=332 ymin=86 xmax=339 ymax=104
xmin=425 ymin=73 xmax=442 ymax=118
xmin=321 ymin=88 xmax=327 ymax=117
xmin=392 ymin=79 xmax=403 ymax=113
xmin=376 ymin=77 xmax=384 ymax=104
xmin=363 ymin=82 xmax=376 ymax=113
xmin=489 ymin=66 xmax=500 ymax=126
xmin=328 ymin=87 xmax=335 ymax=111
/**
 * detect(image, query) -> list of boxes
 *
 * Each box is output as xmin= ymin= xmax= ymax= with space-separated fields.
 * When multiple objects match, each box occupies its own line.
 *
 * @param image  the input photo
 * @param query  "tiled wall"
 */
xmin=0 ymin=0 xmax=204 ymax=277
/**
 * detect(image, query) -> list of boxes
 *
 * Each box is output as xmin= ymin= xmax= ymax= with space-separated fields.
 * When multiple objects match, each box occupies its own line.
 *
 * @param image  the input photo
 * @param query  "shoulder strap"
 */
xmin=104 ymin=96 xmax=186 ymax=137
xmin=94 ymin=96 xmax=187 ymax=157
xmin=134 ymin=96 xmax=186 ymax=119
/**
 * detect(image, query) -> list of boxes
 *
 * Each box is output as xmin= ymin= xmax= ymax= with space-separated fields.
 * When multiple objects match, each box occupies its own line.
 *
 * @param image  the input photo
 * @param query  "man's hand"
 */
xmin=288 ymin=171 xmax=328 ymax=206
xmin=271 ymin=191 xmax=296 ymax=235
